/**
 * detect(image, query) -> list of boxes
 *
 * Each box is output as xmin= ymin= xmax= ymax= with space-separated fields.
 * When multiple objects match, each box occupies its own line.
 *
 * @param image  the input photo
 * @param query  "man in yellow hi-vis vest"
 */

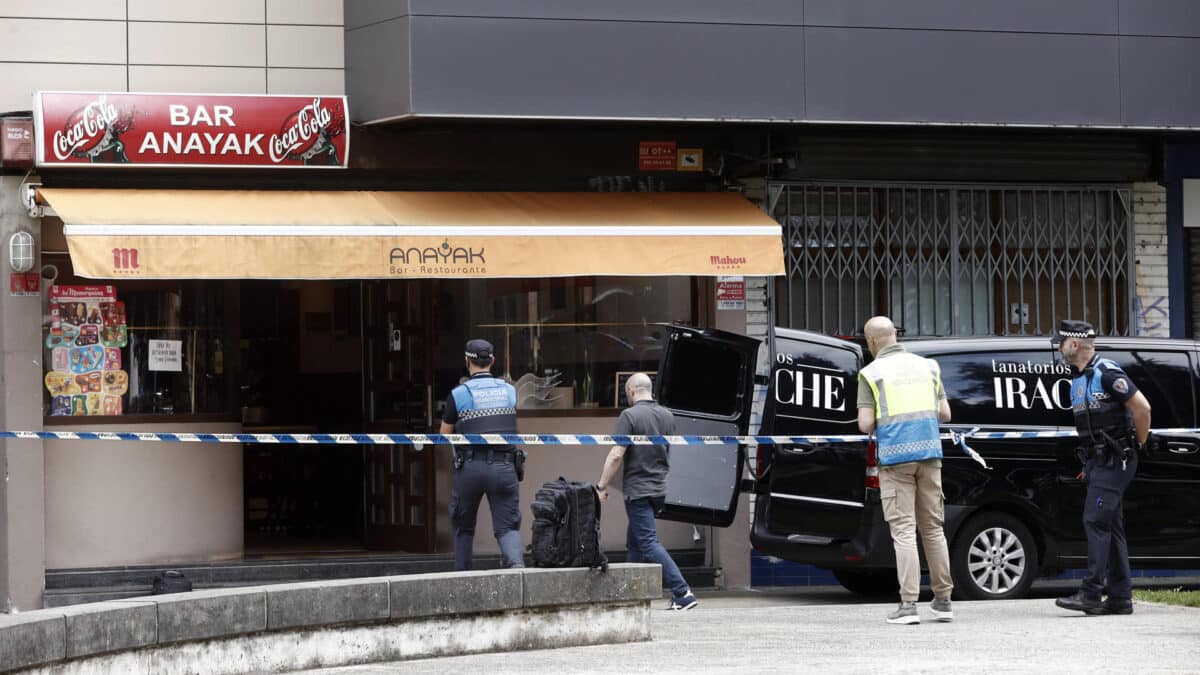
xmin=857 ymin=316 xmax=954 ymax=625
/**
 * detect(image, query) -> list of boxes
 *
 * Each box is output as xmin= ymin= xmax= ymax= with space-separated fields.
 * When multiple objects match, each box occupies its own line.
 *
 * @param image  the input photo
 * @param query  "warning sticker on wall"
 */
xmin=716 ymin=275 xmax=745 ymax=310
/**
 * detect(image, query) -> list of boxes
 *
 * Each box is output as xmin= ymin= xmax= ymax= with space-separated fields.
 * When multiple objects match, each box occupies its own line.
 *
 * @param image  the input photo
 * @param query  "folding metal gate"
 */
xmin=769 ymin=182 xmax=1134 ymax=337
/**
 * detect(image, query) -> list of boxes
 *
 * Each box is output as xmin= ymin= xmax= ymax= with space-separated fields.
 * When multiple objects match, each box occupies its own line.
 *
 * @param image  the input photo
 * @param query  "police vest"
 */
xmin=1070 ymin=357 xmax=1133 ymax=445
xmin=860 ymin=351 xmax=943 ymax=466
xmin=452 ymin=376 xmax=518 ymax=449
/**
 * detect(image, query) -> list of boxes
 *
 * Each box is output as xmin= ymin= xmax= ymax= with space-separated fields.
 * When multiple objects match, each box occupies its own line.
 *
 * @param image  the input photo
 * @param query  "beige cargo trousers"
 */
xmin=879 ymin=458 xmax=954 ymax=603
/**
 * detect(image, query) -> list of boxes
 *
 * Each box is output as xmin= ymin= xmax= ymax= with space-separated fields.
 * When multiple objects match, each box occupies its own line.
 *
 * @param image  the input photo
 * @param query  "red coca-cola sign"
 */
xmin=34 ymin=92 xmax=349 ymax=168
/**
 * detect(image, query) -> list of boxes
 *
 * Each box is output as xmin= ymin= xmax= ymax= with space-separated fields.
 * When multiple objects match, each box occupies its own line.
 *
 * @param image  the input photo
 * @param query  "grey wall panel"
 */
xmin=406 ymin=0 xmax=805 ymax=24
xmin=1119 ymin=0 xmax=1200 ymax=37
xmin=408 ymin=17 xmax=805 ymax=119
xmin=346 ymin=17 xmax=412 ymax=123
xmin=805 ymin=28 xmax=1120 ymax=125
xmin=1120 ymin=36 xmax=1200 ymax=125
xmin=1113 ymin=0 xmax=1200 ymax=37
xmin=345 ymin=0 xmax=410 ymax=31
xmin=806 ymin=0 xmax=1118 ymax=34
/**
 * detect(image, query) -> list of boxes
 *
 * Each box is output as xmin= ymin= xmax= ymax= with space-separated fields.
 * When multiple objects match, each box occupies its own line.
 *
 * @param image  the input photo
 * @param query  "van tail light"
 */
xmin=754 ymin=444 xmax=773 ymax=480
xmin=864 ymin=439 xmax=879 ymax=490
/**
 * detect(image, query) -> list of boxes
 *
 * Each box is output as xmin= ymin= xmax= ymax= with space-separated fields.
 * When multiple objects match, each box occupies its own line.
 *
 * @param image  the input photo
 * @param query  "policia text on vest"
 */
xmin=441 ymin=339 xmax=526 ymax=571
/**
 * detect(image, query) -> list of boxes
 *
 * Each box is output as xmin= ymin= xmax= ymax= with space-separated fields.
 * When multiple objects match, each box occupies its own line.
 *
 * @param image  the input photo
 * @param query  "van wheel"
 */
xmin=832 ymin=568 xmax=900 ymax=597
xmin=951 ymin=512 xmax=1037 ymax=601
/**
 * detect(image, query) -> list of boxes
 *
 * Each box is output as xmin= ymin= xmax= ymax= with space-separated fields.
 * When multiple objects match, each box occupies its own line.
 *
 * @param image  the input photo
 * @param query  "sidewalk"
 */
xmin=304 ymin=581 xmax=1200 ymax=674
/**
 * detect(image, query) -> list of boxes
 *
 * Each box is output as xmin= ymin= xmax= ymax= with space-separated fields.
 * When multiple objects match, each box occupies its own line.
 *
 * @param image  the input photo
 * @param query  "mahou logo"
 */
xmin=269 ymin=98 xmax=344 ymax=166
xmin=52 ymin=96 xmax=135 ymax=162
xmin=710 ymin=254 xmax=747 ymax=269
xmin=112 ymin=247 xmax=140 ymax=272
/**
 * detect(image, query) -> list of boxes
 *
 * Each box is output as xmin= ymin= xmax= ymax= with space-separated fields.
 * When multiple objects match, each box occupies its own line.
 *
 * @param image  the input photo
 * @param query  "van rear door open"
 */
xmin=654 ymin=325 xmax=760 ymax=527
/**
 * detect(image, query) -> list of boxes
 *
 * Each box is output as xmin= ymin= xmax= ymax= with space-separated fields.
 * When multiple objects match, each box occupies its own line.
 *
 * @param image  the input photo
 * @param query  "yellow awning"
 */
xmin=40 ymin=189 xmax=784 ymax=280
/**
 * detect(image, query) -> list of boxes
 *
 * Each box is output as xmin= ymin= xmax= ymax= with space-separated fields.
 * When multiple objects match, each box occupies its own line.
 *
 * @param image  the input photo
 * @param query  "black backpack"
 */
xmin=530 ymin=477 xmax=609 ymax=571
xmin=151 ymin=570 xmax=193 ymax=595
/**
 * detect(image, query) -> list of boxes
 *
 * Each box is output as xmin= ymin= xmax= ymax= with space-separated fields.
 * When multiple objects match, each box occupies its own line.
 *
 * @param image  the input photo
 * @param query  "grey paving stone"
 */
xmin=522 ymin=563 xmax=661 ymax=608
xmin=389 ymin=569 xmax=523 ymax=618
xmin=60 ymin=599 xmax=157 ymax=658
xmin=0 ymin=611 xmax=66 ymax=672
xmin=267 ymin=578 xmax=389 ymax=630
xmin=153 ymin=587 xmax=267 ymax=644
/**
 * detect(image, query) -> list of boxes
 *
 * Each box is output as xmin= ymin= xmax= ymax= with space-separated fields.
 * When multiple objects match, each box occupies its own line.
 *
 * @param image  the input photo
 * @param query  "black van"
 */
xmin=655 ymin=325 xmax=1200 ymax=600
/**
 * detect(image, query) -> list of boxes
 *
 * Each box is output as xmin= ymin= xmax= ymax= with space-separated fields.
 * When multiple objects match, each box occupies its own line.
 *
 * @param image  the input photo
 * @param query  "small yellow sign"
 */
xmin=677 ymin=148 xmax=703 ymax=172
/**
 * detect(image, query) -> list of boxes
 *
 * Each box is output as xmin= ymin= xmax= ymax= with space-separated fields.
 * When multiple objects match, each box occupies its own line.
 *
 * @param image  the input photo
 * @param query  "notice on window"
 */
xmin=716 ymin=276 xmax=745 ymax=310
xmin=45 ymin=285 xmax=128 ymax=416
xmin=149 ymin=339 xmax=183 ymax=372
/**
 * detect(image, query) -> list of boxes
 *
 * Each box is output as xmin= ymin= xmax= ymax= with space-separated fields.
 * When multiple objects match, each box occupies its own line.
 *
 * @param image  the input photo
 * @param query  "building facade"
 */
xmin=2 ymin=1 xmax=1199 ymax=610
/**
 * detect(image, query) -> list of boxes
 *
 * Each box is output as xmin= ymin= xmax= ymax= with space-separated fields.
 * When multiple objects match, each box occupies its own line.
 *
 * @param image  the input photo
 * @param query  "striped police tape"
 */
xmin=0 ymin=428 xmax=1194 ymax=446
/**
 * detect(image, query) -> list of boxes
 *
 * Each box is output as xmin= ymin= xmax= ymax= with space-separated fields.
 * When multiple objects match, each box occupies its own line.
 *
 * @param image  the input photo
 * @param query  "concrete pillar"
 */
xmin=1132 ymin=183 xmax=1170 ymax=337
xmin=711 ymin=278 xmax=752 ymax=590
xmin=0 ymin=175 xmax=46 ymax=611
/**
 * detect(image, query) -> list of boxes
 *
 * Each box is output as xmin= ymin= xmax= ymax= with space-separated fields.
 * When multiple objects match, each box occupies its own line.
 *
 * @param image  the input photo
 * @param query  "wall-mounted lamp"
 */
xmin=8 ymin=230 xmax=35 ymax=273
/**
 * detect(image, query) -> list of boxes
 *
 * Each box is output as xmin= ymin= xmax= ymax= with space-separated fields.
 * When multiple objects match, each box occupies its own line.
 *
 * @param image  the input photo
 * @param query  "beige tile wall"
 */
xmin=0 ymin=0 xmax=345 ymax=112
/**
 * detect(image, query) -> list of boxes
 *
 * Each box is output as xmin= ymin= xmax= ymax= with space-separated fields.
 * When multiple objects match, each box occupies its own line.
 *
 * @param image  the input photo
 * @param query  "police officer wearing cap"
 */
xmin=1053 ymin=320 xmax=1151 ymax=615
xmin=440 ymin=338 xmax=525 ymax=570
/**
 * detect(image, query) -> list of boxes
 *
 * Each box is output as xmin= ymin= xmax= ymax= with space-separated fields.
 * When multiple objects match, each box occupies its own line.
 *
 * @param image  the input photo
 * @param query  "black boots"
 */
xmin=1056 ymin=591 xmax=1133 ymax=615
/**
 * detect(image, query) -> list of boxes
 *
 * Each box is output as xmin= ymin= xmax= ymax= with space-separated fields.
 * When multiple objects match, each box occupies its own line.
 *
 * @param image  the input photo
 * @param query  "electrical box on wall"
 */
xmin=1 ymin=117 xmax=34 ymax=168
xmin=1009 ymin=302 xmax=1030 ymax=326
xmin=1185 ymin=179 xmax=1200 ymax=228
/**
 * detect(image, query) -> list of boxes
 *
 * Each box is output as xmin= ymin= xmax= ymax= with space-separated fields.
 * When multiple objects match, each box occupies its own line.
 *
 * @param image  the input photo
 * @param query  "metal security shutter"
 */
xmin=770 ymin=182 xmax=1134 ymax=337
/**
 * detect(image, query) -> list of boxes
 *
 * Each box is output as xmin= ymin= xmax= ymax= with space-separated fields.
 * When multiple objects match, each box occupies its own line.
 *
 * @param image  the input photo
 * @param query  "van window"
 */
xmin=1104 ymin=350 xmax=1196 ymax=428
xmin=658 ymin=337 xmax=744 ymax=417
xmin=930 ymin=351 xmax=1072 ymax=427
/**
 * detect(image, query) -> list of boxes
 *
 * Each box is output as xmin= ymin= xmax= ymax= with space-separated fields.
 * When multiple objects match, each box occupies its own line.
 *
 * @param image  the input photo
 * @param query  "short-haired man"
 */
xmin=441 ymin=339 xmax=524 ymax=571
xmin=1053 ymin=319 xmax=1151 ymax=615
xmin=857 ymin=316 xmax=954 ymax=625
xmin=596 ymin=372 xmax=697 ymax=610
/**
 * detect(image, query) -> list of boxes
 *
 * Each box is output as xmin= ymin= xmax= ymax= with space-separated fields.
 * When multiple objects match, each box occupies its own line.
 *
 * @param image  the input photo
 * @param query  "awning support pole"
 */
xmin=763 ymin=277 xmax=776 ymax=436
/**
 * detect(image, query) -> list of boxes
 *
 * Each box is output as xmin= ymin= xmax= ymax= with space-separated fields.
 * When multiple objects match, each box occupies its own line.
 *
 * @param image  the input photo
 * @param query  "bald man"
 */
xmin=857 ymin=316 xmax=954 ymax=625
xmin=596 ymin=372 xmax=697 ymax=610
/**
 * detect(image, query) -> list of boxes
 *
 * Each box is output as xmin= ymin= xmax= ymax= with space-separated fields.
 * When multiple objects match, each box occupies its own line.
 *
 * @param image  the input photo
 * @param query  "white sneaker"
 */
xmin=929 ymin=597 xmax=954 ymax=622
xmin=667 ymin=592 xmax=698 ymax=611
xmin=886 ymin=602 xmax=920 ymax=625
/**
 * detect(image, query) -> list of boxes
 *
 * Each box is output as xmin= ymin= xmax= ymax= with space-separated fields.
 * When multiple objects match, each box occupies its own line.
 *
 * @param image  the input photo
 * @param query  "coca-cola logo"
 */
xmin=51 ymin=96 xmax=134 ymax=161
xmin=269 ymin=98 xmax=344 ymax=164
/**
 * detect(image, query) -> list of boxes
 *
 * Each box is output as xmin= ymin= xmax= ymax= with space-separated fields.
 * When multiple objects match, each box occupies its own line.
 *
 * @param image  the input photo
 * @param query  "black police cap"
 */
xmin=465 ymin=339 xmax=494 ymax=360
xmin=1050 ymin=319 xmax=1096 ymax=346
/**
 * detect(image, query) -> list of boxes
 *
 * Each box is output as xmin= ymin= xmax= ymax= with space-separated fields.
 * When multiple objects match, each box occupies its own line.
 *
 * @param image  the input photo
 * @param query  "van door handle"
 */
xmin=778 ymin=443 xmax=815 ymax=455
xmin=1167 ymin=442 xmax=1198 ymax=455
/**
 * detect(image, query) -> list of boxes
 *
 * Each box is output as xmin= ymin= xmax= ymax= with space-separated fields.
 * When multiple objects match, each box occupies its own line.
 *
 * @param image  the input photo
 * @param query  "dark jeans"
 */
xmin=1080 ymin=455 xmax=1137 ymax=600
xmin=625 ymin=495 xmax=689 ymax=599
xmin=450 ymin=457 xmax=524 ymax=571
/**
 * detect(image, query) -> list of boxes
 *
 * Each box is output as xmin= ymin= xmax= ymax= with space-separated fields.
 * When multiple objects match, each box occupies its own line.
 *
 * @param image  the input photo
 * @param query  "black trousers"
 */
xmin=449 ymin=455 xmax=524 ymax=571
xmin=1080 ymin=454 xmax=1137 ymax=600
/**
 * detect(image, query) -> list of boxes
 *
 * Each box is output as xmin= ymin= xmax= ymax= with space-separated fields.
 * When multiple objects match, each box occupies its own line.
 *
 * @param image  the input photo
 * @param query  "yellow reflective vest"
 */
xmin=859 ymin=350 xmax=944 ymax=466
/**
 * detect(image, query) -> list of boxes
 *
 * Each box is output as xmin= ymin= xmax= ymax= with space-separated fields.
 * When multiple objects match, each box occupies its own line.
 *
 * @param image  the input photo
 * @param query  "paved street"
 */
xmin=304 ymin=581 xmax=1200 ymax=674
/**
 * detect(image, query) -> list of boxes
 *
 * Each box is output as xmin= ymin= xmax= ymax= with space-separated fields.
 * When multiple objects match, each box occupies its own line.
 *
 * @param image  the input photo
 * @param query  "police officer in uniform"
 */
xmin=440 ymin=339 xmax=525 ymax=571
xmin=1053 ymin=320 xmax=1151 ymax=615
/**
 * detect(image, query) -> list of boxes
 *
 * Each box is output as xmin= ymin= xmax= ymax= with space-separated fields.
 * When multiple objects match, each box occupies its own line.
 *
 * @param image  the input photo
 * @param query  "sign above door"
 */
xmin=34 ymin=92 xmax=349 ymax=169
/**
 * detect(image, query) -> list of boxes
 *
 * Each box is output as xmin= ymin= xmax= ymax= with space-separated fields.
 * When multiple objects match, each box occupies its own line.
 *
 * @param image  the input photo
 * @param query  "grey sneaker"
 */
xmin=886 ymin=602 xmax=920 ymax=625
xmin=929 ymin=597 xmax=954 ymax=622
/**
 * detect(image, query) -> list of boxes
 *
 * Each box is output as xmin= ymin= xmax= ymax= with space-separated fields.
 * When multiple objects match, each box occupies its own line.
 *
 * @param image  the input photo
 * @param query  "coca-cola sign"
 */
xmin=34 ymin=92 xmax=349 ymax=168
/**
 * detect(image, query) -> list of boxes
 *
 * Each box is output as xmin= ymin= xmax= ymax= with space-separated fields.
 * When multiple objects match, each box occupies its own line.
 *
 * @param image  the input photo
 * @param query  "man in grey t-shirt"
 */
xmin=596 ymin=372 xmax=697 ymax=610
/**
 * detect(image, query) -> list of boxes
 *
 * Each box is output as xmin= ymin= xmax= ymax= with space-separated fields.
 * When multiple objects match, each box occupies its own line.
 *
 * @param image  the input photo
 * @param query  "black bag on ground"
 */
xmin=530 ymin=477 xmax=608 ymax=571
xmin=151 ymin=570 xmax=193 ymax=595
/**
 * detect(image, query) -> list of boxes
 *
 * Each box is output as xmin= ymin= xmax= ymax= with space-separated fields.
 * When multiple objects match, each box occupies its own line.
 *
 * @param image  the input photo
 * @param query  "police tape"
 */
xmin=0 ymin=428 xmax=1194 ymax=446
